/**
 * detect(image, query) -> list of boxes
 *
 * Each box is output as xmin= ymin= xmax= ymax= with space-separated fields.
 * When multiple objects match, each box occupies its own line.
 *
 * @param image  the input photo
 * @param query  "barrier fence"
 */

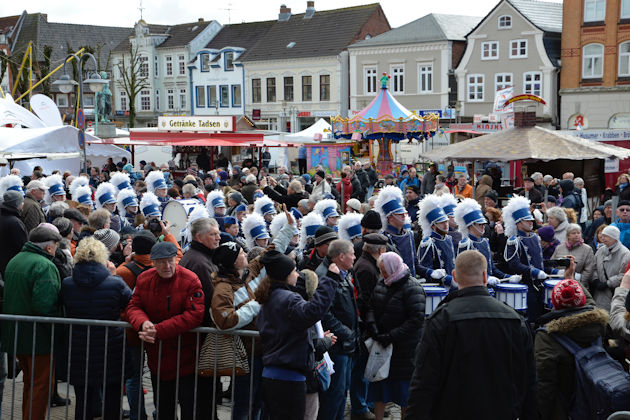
xmin=0 ymin=314 xmax=260 ymax=420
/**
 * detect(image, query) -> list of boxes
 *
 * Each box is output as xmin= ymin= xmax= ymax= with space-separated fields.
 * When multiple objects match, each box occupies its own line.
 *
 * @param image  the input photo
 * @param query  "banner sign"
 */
xmin=502 ymin=94 xmax=546 ymax=107
xmin=158 ymin=116 xmax=234 ymax=132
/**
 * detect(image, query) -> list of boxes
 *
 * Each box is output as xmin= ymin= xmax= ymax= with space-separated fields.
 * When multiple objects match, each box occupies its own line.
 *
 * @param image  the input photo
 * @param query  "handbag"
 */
xmin=198 ymin=333 xmax=250 ymax=377
xmin=363 ymin=337 xmax=393 ymax=382
xmin=314 ymin=356 xmax=331 ymax=391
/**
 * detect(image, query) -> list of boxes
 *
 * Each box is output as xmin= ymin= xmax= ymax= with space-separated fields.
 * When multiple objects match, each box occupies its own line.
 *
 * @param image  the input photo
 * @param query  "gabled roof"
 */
xmin=12 ymin=13 xmax=132 ymax=69
xmin=466 ymin=0 xmax=562 ymax=37
xmin=350 ymin=13 xmax=481 ymax=48
xmin=0 ymin=15 xmax=20 ymax=35
xmin=240 ymin=3 xmax=389 ymax=62
xmin=205 ymin=20 xmax=274 ymax=51
xmin=111 ymin=23 xmax=169 ymax=53
xmin=157 ymin=20 xmax=214 ymax=49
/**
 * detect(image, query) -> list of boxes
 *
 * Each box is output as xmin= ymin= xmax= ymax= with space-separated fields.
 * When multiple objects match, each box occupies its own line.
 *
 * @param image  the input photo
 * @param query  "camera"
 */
xmin=544 ymin=258 xmax=571 ymax=268
xmin=148 ymin=218 xmax=162 ymax=235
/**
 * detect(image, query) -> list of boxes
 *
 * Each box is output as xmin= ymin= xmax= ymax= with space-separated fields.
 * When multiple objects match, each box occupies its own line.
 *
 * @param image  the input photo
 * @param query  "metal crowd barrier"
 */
xmin=0 ymin=314 xmax=260 ymax=420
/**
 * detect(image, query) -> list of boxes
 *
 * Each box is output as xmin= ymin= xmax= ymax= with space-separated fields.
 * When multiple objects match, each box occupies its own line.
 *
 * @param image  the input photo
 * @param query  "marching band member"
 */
xmin=110 ymin=171 xmax=133 ymax=193
xmin=314 ymin=198 xmax=340 ymax=229
xmin=376 ymin=186 xmax=419 ymax=278
xmin=438 ymin=193 xmax=462 ymax=246
xmin=454 ymin=198 xmax=517 ymax=286
xmin=0 ymin=174 xmax=25 ymax=199
xmin=95 ymin=182 xmax=122 ymax=233
xmin=417 ymin=194 xmax=456 ymax=288
xmin=44 ymin=174 xmax=67 ymax=205
xmin=223 ymin=215 xmax=248 ymax=251
xmin=206 ymin=190 xmax=227 ymax=218
xmin=299 ymin=211 xmax=325 ymax=257
xmin=181 ymin=205 xmax=211 ymax=252
xmin=338 ymin=212 xmax=363 ymax=245
xmin=70 ymin=177 xmax=94 ymax=215
xmin=253 ymin=195 xmax=277 ymax=226
xmin=503 ymin=196 xmax=559 ymax=322
xmin=270 ymin=212 xmax=299 ymax=250
xmin=243 ymin=213 xmax=271 ymax=249
xmin=145 ymin=170 xmax=171 ymax=209
xmin=116 ymin=188 xmax=139 ymax=230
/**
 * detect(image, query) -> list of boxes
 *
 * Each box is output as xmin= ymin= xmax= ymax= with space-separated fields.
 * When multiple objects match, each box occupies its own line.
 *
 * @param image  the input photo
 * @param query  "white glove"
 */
xmin=487 ymin=276 xmax=499 ymax=286
xmin=536 ymin=270 xmax=548 ymax=280
xmin=575 ymin=273 xmax=582 ymax=281
xmin=508 ymin=275 xmax=522 ymax=284
xmin=556 ymin=269 xmax=565 ymax=278
xmin=430 ymin=269 xmax=447 ymax=280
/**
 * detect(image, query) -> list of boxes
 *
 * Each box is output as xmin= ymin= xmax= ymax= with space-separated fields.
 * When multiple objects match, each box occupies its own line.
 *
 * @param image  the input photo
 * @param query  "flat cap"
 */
xmin=314 ymin=225 xmax=338 ymax=246
xmin=29 ymin=223 xmax=62 ymax=243
xmin=363 ymin=233 xmax=389 ymax=245
xmin=150 ymin=241 xmax=178 ymax=260
xmin=64 ymin=208 xmax=88 ymax=224
xmin=26 ymin=180 xmax=48 ymax=191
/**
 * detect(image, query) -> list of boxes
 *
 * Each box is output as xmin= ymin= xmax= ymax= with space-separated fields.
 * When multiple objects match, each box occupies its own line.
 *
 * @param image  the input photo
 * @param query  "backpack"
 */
xmin=124 ymin=260 xmax=151 ymax=278
xmin=552 ymin=332 xmax=630 ymax=420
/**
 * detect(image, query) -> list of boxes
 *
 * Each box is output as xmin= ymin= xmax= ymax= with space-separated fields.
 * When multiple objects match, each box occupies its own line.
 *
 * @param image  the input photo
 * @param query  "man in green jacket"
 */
xmin=2 ymin=223 xmax=62 ymax=420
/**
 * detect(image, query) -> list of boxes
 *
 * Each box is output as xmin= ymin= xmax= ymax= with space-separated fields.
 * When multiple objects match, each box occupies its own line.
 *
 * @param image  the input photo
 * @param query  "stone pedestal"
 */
xmin=95 ymin=122 xmax=116 ymax=138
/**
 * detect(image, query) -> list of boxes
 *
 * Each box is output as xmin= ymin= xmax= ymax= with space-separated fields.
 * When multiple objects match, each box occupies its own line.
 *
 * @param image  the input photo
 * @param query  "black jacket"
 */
xmin=179 ymin=241 xmax=218 ymax=326
xmin=353 ymin=252 xmax=381 ymax=319
xmin=356 ymin=169 xmax=370 ymax=191
xmin=406 ymin=286 xmax=537 ymax=420
xmin=263 ymin=185 xmax=308 ymax=210
xmin=60 ymin=262 xmax=132 ymax=385
xmin=368 ymin=273 xmax=424 ymax=380
xmin=0 ymin=204 xmax=28 ymax=276
xmin=350 ymin=175 xmax=364 ymax=201
xmin=316 ymin=257 xmax=360 ymax=355
xmin=366 ymin=167 xmax=378 ymax=187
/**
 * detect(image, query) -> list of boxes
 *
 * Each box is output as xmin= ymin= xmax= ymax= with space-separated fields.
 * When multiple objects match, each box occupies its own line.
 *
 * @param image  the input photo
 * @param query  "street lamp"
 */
xmin=52 ymin=52 xmax=109 ymax=174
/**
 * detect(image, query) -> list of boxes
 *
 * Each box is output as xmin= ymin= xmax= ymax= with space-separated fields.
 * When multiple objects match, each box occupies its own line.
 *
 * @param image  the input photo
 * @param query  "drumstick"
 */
xmin=421 ymin=283 xmax=441 ymax=287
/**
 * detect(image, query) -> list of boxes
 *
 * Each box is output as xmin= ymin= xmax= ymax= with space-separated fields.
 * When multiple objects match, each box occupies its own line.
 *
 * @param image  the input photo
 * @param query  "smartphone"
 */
xmin=544 ymin=258 xmax=571 ymax=268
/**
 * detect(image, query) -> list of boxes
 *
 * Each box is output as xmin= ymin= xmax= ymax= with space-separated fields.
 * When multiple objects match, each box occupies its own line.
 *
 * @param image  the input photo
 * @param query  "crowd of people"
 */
xmin=1 ymin=155 xmax=630 ymax=420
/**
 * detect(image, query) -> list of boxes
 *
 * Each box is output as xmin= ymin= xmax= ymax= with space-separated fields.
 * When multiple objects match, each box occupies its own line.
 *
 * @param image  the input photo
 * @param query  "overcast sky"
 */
xmin=1 ymin=0 xmax=562 ymax=29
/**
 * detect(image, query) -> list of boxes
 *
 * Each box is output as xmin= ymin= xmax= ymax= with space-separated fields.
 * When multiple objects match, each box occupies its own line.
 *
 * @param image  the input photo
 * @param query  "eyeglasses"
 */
xmin=619 ymin=208 xmax=630 ymax=212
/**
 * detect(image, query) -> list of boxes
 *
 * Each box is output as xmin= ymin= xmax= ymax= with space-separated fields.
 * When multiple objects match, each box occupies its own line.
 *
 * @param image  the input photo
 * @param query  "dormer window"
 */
xmin=224 ymin=51 xmax=234 ymax=70
xmin=498 ymin=15 xmax=512 ymax=29
xmin=200 ymin=53 xmax=210 ymax=72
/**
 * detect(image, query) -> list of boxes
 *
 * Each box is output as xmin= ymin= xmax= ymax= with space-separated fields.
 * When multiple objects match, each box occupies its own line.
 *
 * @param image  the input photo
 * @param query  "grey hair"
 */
xmin=182 ymin=184 xmax=196 ymax=196
xmin=31 ymin=240 xmax=56 ymax=251
xmin=298 ymin=199 xmax=309 ymax=209
xmin=566 ymin=223 xmax=582 ymax=235
xmin=328 ymin=239 xmax=353 ymax=260
xmin=246 ymin=174 xmax=257 ymax=184
xmin=308 ymin=195 xmax=319 ymax=205
xmin=543 ymin=174 xmax=553 ymax=182
xmin=191 ymin=217 xmax=219 ymax=238
xmin=531 ymin=172 xmax=543 ymax=181
xmin=363 ymin=242 xmax=386 ymax=254
xmin=48 ymin=201 xmax=69 ymax=221
xmin=574 ymin=177 xmax=584 ymax=187
xmin=89 ymin=209 xmax=111 ymax=230
xmin=546 ymin=206 xmax=567 ymax=223
xmin=289 ymin=179 xmax=303 ymax=193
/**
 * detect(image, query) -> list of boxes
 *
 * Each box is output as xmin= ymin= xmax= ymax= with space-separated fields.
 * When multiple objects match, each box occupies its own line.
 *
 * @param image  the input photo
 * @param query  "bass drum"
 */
xmin=162 ymin=199 xmax=203 ymax=242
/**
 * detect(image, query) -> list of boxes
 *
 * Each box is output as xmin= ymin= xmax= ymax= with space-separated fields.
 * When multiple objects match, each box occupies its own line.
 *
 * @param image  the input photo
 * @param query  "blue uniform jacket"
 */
xmin=417 ymin=231 xmax=455 ymax=287
xmin=457 ymin=234 xmax=507 ymax=278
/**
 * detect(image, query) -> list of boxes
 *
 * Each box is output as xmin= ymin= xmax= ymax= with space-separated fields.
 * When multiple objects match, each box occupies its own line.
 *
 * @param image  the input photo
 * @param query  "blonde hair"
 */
xmin=74 ymin=237 xmax=109 ymax=266
xmin=563 ymin=207 xmax=577 ymax=224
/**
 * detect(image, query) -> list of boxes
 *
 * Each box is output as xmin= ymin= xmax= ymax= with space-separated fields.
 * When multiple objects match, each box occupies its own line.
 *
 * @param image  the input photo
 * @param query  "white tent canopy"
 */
xmin=265 ymin=118 xmax=332 ymax=144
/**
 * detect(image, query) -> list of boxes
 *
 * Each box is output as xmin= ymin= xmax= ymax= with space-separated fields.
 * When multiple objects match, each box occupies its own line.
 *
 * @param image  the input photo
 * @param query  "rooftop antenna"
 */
xmin=221 ymin=3 xmax=233 ymax=24
xmin=139 ymin=0 xmax=145 ymax=20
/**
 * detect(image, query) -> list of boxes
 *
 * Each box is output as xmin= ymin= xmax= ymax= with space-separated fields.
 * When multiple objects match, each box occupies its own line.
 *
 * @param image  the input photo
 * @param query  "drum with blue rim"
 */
xmin=422 ymin=285 xmax=449 ymax=315
xmin=544 ymin=279 xmax=561 ymax=309
xmin=495 ymin=283 xmax=528 ymax=311
xmin=162 ymin=199 xmax=203 ymax=242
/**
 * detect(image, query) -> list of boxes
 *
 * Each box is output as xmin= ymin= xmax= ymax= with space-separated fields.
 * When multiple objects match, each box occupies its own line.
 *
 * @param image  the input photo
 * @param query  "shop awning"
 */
xmin=107 ymin=129 xmax=289 ymax=147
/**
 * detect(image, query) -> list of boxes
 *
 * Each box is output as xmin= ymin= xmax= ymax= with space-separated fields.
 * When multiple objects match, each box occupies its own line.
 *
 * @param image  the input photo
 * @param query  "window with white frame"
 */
xmin=56 ymin=94 xmax=68 ymax=108
xmin=232 ymin=85 xmax=241 ymax=107
xmin=365 ymin=67 xmax=377 ymax=94
xmin=200 ymin=54 xmax=210 ymax=72
xmin=622 ymin=0 xmax=630 ymax=18
xmin=140 ymin=90 xmax=150 ymax=111
xmin=252 ymin=79 xmax=261 ymax=103
xmin=225 ymin=52 xmax=234 ymax=70
xmin=120 ymin=91 xmax=127 ymax=111
xmin=583 ymin=43 xmax=604 ymax=78
xmin=220 ymin=85 xmax=229 ymax=107
xmin=467 ymin=74 xmax=484 ymax=101
xmin=498 ymin=15 xmax=512 ymax=29
xmin=418 ymin=64 xmax=432 ymax=93
xmin=302 ymin=75 xmax=312 ymax=101
xmin=156 ymin=89 xmax=160 ymax=111
xmin=208 ymin=86 xmax=217 ymax=107
xmin=510 ymin=40 xmax=528 ymax=58
xmin=523 ymin=72 xmax=542 ymax=96
xmin=139 ymin=56 xmax=148 ymax=77
xmin=482 ymin=41 xmax=499 ymax=59
xmin=178 ymin=55 xmax=186 ymax=75
xmin=391 ymin=66 xmax=404 ymax=93
xmin=195 ymin=86 xmax=205 ymax=107
xmin=584 ymin=0 xmax=606 ymax=21
xmin=167 ymin=89 xmax=174 ymax=110
xmin=154 ymin=56 xmax=158 ymax=77
xmin=619 ymin=42 xmax=630 ymax=76
xmin=180 ymin=89 xmax=186 ymax=109
xmin=495 ymin=73 xmax=513 ymax=91
xmin=320 ymin=74 xmax=330 ymax=101
xmin=165 ymin=56 xmax=173 ymax=76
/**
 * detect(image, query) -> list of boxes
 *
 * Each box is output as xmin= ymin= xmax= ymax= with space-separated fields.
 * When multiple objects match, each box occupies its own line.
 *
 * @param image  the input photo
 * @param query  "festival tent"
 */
xmin=418 ymin=125 xmax=630 ymax=162
xmin=264 ymin=118 xmax=333 ymax=144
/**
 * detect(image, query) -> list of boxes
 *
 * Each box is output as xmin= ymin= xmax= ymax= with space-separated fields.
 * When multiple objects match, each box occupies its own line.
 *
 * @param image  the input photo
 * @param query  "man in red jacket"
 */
xmin=126 ymin=241 xmax=205 ymax=420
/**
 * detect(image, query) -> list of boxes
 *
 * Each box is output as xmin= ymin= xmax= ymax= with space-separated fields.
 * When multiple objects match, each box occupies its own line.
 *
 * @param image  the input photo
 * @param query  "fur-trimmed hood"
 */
xmin=545 ymin=307 xmax=609 ymax=335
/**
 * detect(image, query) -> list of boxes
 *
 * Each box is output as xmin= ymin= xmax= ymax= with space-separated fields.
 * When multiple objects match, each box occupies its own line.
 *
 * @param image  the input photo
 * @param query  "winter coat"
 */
xmin=126 ymin=265 xmax=205 ymax=381
xmin=421 ymin=171 xmax=436 ymax=196
xmin=353 ymin=252 xmax=381 ymax=319
xmin=475 ymin=175 xmax=494 ymax=208
xmin=263 ymin=185 xmax=308 ymax=210
xmin=336 ymin=177 xmax=352 ymax=205
xmin=610 ymin=287 xmax=630 ymax=341
xmin=0 ymin=203 xmax=28 ymax=276
xmin=535 ymin=306 xmax=608 ymax=420
xmin=316 ymin=258 xmax=360 ymax=355
xmin=453 ymin=183 xmax=473 ymax=199
xmin=1 ymin=242 xmax=62 ymax=355
xmin=592 ymin=241 xmax=630 ymax=311
xmin=311 ymin=180 xmax=332 ymax=201
xmin=551 ymin=242 xmax=595 ymax=287
xmin=367 ymin=273 xmax=424 ymax=380
xmin=116 ymin=253 xmax=153 ymax=346
xmin=614 ymin=221 xmax=630 ymax=251
xmin=60 ymin=262 xmax=132 ymax=385
xmin=241 ymin=182 xmax=259 ymax=205
xmin=348 ymin=175 xmax=363 ymax=201
xmin=179 ymin=241 xmax=218 ymax=327
xmin=399 ymin=175 xmax=421 ymax=193
xmin=21 ymin=193 xmax=46 ymax=232
xmin=257 ymin=277 xmax=336 ymax=376
xmin=366 ymin=167 xmax=378 ymax=188
xmin=355 ymin=169 xmax=370 ymax=192
xmin=519 ymin=187 xmax=543 ymax=204
xmin=560 ymin=180 xmax=582 ymax=213
xmin=406 ymin=286 xmax=537 ymax=420
xmin=52 ymin=239 xmax=73 ymax=281
xmin=552 ymin=220 xmax=569 ymax=244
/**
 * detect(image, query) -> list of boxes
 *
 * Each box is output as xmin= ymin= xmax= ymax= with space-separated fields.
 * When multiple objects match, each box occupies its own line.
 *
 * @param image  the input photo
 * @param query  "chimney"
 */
xmin=304 ymin=1 xmax=315 ymax=19
xmin=513 ymin=111 xmax=536 ymax=128
xmin=198 ymin=18 xmax=204 ymax=22
xmin=278 ymin=4 xmax=292 ymax=21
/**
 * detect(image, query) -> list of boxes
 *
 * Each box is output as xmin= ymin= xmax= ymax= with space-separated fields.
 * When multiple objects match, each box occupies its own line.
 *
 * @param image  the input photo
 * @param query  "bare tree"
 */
xmin=116 ymin=44 xmax=149 ymax=128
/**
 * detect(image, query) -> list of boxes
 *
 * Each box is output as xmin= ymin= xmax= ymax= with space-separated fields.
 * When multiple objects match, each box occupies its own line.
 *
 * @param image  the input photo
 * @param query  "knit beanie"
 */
xmin=3 ymin=190 xmax=24 ymax=209
xmin=361 ymin=210 xmax=382 ymax=230
xmin=132 ymin=230 xmax=157 ymax=255
xmin=537 ymin=225 xmax=556 ymax=242
xmin=551 ymin=279 xmax=586 ymax=310
xmin=602 ymin=225 xmax=621 ymax=242
xmin=94 ymin=228 xmax=120 ymax=251
xmin=260 ymin=249 xmax=296 ymax=281
xmin=213 ymin=241 xmax=242 ymax=268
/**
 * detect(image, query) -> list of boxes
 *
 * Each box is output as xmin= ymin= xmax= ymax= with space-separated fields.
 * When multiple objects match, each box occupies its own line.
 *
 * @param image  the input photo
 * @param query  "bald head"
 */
xmin=453 ymin=250 xmax=487 ymax=288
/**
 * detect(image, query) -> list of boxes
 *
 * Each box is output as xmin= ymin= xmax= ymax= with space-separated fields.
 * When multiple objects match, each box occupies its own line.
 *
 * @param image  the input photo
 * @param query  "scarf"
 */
xmin=380 ymin=252 xmax=409 ymax=286
xmin=566 ymin=238 xmax=584 ymax=250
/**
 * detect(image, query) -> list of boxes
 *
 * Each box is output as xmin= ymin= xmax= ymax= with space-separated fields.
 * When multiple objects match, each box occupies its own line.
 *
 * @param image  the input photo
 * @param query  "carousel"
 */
xmin=331 ymin=73 xmax=440 ymax=174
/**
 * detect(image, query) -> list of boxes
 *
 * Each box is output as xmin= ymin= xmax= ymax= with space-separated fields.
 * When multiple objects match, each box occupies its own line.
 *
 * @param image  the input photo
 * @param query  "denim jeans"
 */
xmin=350 ymin=347 xmax=371 ymax=415
xmin=366 ymin=186 xmax=375 ymax=201
xmin=125 ymin=346 xmax=147 ymax=420
xmin=317 ymin=353 xmax=352 ymax=420
xmin=232 ymin=356 xmax=264 ymax=420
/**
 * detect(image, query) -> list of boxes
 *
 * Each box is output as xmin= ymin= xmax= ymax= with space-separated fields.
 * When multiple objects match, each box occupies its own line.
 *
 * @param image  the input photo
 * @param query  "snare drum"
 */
xmin=544 ymin=279 xmax=561 ymax=309
xmin=422 ymin=286 xmax=449 ymax=315
xmin=495 ymin=283 xmax=528 ymax=311
xmin=162 ymin=199 xmax=203 ymax=241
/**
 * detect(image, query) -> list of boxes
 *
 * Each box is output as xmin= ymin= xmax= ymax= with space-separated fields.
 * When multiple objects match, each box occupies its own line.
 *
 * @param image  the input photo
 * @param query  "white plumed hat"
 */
xmin=205 ymin=190 xmax=226 ymax=218
xmin=418 ymin=194 xmax=448 ymax=238
xmin=503 ymin=196 xmax=534 ymax=238
xmin=454 ymin=198 xmax=486 ymax=235
xmin=338 ymin=212 xmax=363 ymax=241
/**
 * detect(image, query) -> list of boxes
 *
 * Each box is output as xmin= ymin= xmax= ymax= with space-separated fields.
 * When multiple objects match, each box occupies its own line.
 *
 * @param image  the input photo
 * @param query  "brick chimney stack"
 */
xmin=305 ymin=1 xmax=316 ymax=19
xmin=279 ymin=4 xmax=292 ymax=21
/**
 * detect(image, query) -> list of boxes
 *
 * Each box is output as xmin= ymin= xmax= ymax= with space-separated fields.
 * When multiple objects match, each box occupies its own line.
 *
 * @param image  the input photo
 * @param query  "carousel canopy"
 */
xmin=332 ymin=74 xmax=438 ymax=140
xmin=419 ymin=126 xmax=630 ymax=162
